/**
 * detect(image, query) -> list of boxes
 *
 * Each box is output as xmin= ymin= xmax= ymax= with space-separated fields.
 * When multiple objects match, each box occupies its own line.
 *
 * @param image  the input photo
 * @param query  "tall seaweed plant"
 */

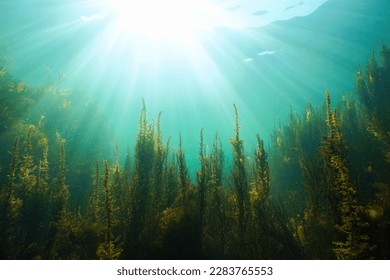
xmin=126 ymin=101 xmax=155 ymax=258
xmin=96 ymin=161 xmax=121 ymax=260
xmin=321 ymin=91 xmax=373 ymax=259
xmin=230 ymin=104 xmax=249 ymax=256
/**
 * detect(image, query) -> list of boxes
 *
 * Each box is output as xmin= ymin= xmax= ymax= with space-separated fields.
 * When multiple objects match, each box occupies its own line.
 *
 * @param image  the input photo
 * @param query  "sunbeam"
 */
xmin=1 ymin=0 xmax=390 ymax=264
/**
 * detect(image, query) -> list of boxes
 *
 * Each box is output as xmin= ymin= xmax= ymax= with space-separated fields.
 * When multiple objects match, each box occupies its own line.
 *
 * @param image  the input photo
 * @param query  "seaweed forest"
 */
xmin=0 ymin=43 xmax=389 ymax=260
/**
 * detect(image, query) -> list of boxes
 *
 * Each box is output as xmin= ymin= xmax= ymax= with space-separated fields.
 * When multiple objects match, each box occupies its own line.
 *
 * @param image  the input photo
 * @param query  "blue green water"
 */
xmin=1 ymin=0 xmax=388 ymax=167
xmin=0 ymin=0 xmax=390 ymax=258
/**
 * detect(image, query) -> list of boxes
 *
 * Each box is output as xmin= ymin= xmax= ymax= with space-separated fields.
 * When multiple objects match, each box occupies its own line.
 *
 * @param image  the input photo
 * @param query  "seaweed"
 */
xmin=96 ymin=161 xmax=121 ymax=260
xmin=230 ymin=104 xmax=249 ymax=256
xmin=196 ymin=128 xmax=208 ymax=224
xmin=0 ymin=43 xmax=389 ymax=260
xmin=321 ymin=92 xmax=373 ymax=259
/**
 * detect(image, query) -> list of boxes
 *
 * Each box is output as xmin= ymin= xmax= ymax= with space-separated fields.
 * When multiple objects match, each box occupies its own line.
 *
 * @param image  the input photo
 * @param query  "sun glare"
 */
xmin=107 ymin=0 xmax=218 ymax=39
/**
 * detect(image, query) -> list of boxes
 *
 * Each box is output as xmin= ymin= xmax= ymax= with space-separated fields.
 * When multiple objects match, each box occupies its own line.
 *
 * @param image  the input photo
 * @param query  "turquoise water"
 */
xmin=0 ymin=1 xmax=389 ymax=156
xmin=2 ymin=0 xmax=388 ymax=160
xmin=0 ymin=0 xmax=389 ymax=259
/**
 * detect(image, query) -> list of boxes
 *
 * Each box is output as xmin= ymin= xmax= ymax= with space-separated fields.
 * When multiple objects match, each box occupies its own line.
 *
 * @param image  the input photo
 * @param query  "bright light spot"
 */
xmin=107 ymin=0 xmax=219 ymax=39
xmin=258 ymin=50 xmax=276 ymax=56
xmin=102 ymin=0 xmax=329 ymax=40
xmin=80 ymin=13 xmax=106 ymax=22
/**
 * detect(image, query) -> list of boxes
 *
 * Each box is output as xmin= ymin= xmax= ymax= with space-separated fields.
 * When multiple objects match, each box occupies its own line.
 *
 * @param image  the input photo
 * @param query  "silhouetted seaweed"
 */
xmin=0 ymin=43 xmax=389 ymax=260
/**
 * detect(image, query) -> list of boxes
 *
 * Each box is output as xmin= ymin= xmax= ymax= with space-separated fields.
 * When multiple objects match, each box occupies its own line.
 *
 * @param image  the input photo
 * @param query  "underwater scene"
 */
xmin=0 ymin=0 xmax=389 ymax=260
